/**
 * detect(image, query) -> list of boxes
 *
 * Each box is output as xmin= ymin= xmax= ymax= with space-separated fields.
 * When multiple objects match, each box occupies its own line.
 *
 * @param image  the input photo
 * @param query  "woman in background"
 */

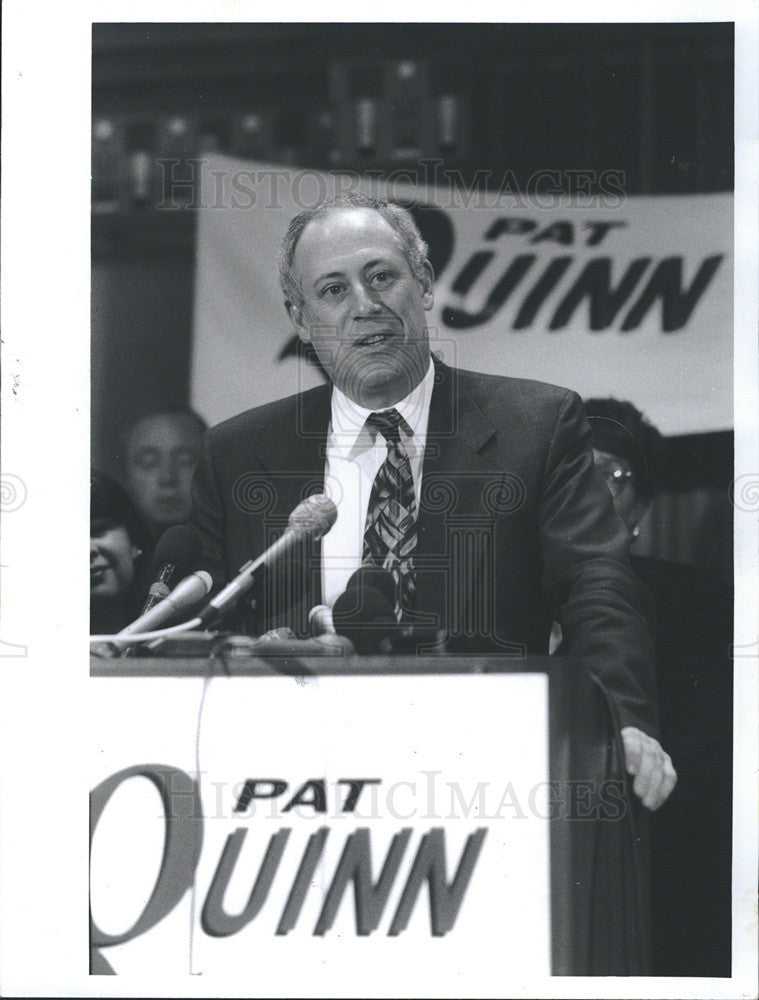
xmin=90 ymin=472 xmax=152 ymax=634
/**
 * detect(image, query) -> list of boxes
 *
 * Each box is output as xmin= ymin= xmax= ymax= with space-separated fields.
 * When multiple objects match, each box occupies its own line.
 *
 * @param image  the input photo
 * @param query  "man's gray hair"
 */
xmin=278 ymin=193 xmax=430 ymax=307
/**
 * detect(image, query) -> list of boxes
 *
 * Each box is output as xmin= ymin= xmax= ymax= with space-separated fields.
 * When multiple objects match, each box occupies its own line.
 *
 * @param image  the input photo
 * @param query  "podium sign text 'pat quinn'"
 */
xmin=90 ymin=671 xmax=551 ymax=993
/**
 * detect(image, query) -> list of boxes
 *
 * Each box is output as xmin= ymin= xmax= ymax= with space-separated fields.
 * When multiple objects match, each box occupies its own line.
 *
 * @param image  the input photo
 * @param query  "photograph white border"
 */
xmin=0 ymin=1 xmax=756 ymax=997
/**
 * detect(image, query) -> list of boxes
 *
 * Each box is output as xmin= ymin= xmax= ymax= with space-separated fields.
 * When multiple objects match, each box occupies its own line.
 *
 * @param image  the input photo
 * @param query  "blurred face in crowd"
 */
xmin=124 ymin=413 xmax=204 ymax=531
xmin=592 ymin=448 xmax=647 ymax=533
xmin=90 ymin=518 xmax=140 ymax=602
xmin=287 ymin=207 xmax=434 ymax=410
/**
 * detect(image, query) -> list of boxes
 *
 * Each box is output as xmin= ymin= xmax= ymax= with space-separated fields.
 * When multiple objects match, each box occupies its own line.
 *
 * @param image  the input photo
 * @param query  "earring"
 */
xmin=631 ymin=526 xmax=640 ymax=539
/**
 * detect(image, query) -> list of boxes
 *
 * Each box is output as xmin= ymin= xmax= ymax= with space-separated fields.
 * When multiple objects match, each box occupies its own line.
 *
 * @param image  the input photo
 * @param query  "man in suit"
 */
xmin=191 ymin=194 xmax=676 ymax=811
xmin=123 ymin=407 xmax=207 ymax=540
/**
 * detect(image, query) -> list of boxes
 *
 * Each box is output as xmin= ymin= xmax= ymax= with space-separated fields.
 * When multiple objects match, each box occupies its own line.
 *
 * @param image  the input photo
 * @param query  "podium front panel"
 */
xmin=89 ymin=656 xmax=641 ymax=985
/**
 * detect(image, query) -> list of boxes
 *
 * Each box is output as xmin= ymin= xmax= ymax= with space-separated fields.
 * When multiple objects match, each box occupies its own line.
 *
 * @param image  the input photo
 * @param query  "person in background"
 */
xmin=584 ymin=397 xmax=732 ymax=652
xmin=584 ymin=397 xmax=662 ymax=540
xmin=584 ymin=397 xmax=733 ymax=977
xmin=122 ymin=408 xmax=207 ymax=539
xmin=90 ymin=472 xmax=152 ymax=634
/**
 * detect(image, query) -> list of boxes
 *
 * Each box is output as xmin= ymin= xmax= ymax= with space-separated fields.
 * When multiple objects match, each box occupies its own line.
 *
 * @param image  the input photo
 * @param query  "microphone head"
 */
xmin=344 ymin=565 xmax=396 ymax=607
xmin=309 ymin=604 xmax=336 ymax=636
xmin=174 ymin=569 xmax=213 ymax=609
xmin=288 ymin=494 xmax=338 ymax=540
xmin=193 ymin=569 xmax=214 ymax=596
xmin=151 ymin=524 xmax=203 ymax=576
xmin=333 ymin=583 xmax=397 ymax=655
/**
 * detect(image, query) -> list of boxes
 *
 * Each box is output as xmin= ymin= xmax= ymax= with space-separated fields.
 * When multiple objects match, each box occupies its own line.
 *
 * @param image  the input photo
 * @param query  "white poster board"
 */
xmin=90 ymin=672 xmax=551 ymax=994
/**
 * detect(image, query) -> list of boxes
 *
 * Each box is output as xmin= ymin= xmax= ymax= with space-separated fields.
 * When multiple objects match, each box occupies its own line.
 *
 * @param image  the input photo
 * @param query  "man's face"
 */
xmin=124 ymin=414 xmax=203 ymax=532
xmin=287 ymin=208 xmax=434 ymax=409
xmin=90 ymin=520 xmax=138 ymax=601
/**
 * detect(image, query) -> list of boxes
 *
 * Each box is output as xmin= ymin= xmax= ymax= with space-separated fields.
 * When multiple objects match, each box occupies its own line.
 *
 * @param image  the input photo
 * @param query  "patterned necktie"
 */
xmin=362 ymin=409 xmax=418 ymax=622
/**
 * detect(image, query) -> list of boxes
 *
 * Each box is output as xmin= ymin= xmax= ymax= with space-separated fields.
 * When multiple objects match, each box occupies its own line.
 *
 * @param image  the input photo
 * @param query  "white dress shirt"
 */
xmin=321 ymin=357 xmax=435 ymax=607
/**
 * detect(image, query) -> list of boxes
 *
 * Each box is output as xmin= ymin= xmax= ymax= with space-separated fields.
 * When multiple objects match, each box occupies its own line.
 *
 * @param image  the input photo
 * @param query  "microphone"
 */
xmin=308 ymin=603 xmax=357 ymax=652
xmin=197 ymin=494 xmax=338 ymax=628
xmin=309 ymin=604 xmax=336 ymax=636
xmin=140 ymin=525 xmax=203 ymax=616
xmin=332 ymin=566 xmax=399 ymax=655
xmin=117 ymin=570 xmax=213 ymax=636
xmin=332 ymin=566 xmax=446 ymax=655
xmin=348 ymin=565 xmax=397 ymax=607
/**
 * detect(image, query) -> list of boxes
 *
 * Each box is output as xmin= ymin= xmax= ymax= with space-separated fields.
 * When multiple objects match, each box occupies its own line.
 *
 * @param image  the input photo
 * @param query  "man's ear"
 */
xmin=285 ymin=299 xmax=310 ymax=342
xmin=419 ymin=259 xmax=435 ymax=311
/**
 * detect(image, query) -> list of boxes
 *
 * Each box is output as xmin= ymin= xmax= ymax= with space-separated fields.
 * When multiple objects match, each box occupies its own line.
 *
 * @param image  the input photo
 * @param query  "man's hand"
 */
xmin=621 ymin=726 xmax=677 ymax=810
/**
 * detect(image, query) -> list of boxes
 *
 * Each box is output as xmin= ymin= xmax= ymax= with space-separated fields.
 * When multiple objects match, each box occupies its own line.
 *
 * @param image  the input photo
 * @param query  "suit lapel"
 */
xmin=255 ymin=384 xmax=332 ymax=483
xmin=414 ymin=359 xmax=501 ymax=630
xmin=254 ymin=384 xmax=332 ymax=625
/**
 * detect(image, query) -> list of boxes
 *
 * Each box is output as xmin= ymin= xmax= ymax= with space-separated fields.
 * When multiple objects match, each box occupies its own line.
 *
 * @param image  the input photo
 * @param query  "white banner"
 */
xmin=192 ymin=156 xmax=732 ymax=436
xmin=90 ymin=672 xmax=551 ymax=992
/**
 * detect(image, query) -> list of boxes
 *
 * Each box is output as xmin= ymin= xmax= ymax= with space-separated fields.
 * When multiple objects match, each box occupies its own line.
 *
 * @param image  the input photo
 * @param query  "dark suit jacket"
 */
xmin=191 ymin=359 xmax=658 ymax=737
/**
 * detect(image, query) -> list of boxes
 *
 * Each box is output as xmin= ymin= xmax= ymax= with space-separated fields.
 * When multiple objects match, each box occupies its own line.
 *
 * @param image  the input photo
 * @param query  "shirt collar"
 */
xmin=329 ymin=356 xmax=435 ymax=458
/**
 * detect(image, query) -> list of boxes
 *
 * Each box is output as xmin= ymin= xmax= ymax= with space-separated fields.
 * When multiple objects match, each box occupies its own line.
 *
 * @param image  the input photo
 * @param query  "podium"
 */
xmin=90 ymin=654 xmax=650 ymax=986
